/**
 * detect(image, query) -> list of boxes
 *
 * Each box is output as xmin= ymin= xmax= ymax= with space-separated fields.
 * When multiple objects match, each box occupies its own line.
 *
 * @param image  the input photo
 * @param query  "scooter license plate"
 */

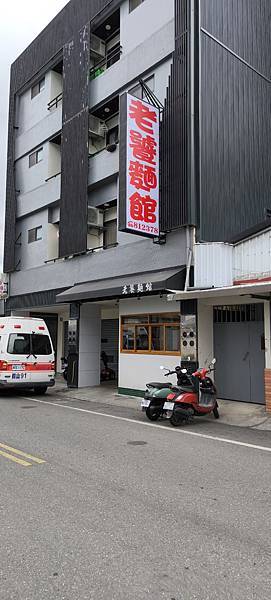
xmin=163 ymin=401 xmax=174 ymax=411
xmin=141 ymin=399 xmax=150 ymax=408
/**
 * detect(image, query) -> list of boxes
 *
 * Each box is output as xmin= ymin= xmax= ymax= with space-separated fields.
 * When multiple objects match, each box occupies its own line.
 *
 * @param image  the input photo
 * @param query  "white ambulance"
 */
xmin=0 ymin=317 xmax=55 ymax=394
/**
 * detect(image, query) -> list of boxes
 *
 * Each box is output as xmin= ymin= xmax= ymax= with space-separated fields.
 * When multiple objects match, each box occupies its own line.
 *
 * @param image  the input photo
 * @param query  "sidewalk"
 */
xmin=52 ymin=378 xmax=271 ymax=431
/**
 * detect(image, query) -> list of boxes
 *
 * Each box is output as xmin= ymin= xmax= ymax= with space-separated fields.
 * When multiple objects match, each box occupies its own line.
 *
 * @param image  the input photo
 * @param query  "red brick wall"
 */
xmin=264 ymin=369 xmax=271 ymax=413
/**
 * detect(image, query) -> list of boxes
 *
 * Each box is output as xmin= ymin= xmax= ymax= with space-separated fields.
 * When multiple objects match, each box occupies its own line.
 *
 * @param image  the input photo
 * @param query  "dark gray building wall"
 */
xmin=4 ymin=0 xmax=121 ymax=272
xmin=199 ymin=0 xmax=271 ymax=242
xmin=160 ymin=0 xmax=192 ymax=232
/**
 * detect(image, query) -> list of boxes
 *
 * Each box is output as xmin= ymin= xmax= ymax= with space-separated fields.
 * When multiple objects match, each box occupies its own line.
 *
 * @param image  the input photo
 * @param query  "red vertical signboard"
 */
xmin=124 ymin=93 xmax=160 ymax=237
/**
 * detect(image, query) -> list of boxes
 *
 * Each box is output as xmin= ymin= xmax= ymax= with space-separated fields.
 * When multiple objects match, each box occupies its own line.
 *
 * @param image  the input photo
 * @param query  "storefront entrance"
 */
xmin=214 ymin=304 xmax=265 ymax=404
xmin=101 ymin=319 xmax=119 ymax=384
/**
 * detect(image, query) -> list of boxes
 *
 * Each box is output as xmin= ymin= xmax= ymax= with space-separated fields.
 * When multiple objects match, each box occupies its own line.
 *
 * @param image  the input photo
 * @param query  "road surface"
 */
xmin=0 ymin=390 xmax=270 ymax=600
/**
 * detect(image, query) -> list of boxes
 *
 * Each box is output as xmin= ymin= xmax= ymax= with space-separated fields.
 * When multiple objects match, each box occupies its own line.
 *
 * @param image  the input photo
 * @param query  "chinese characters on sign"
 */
xmin=122 ymin=282 xmax=153 ymax=296
xmin=126 ymin=94 xmax=160 ymax=237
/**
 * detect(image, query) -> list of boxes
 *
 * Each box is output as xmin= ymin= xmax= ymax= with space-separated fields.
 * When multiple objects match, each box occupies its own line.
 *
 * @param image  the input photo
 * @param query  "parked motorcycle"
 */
xmin=141 ymin=359 xmax=219 ymax=425
xmin=61 ymin=356 xmax=68 ymax=381
xmin=141 ymin=366 xmax=194 ymax=422
xmin=165 ymin=359 xmax=219 ymax=426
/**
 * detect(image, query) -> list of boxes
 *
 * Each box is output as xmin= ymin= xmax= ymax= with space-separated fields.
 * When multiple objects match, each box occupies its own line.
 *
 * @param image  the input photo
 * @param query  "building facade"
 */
xmin=4 ymin=0 xmax=271 ymax=403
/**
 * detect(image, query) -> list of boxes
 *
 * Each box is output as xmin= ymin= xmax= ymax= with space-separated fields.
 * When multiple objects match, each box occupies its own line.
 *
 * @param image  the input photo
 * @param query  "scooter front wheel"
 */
xmin=146 ymin=404 xmax=162 ymax=421
xmin=213 ymin=404 xmax=220 ymax=419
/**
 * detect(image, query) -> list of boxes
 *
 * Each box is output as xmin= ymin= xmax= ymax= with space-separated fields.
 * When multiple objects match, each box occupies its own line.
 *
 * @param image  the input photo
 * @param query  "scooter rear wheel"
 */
xmin=170 ymin=412 xmax=185 ymax=427
xmin=146 ymin=404 xmax=161 ymax=421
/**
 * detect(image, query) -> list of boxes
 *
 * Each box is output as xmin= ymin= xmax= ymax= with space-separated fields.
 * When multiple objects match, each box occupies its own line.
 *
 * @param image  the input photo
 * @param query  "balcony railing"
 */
xmin=45 ymin=171 xmax=61 ymax=183
xmin=90 ymin=45 xmax=122 ymax=80
xmin=48 ymin=93 xmax=63 ymax=111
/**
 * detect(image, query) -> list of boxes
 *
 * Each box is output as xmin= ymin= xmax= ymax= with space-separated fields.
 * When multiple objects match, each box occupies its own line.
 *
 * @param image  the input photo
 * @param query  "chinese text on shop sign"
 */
xmin=126 ymin=93 xmax=160 ymax=237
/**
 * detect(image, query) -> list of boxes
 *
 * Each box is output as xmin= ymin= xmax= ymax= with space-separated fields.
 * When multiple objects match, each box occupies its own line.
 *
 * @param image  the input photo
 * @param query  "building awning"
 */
xmin=171 ymin=280 xmax=271 ymax=301
xmin=56 ymin=267 xmax=185 ymax=304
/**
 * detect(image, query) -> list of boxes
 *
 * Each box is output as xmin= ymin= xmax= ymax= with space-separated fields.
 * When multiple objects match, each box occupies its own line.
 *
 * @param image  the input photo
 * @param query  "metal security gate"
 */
xmin=101 ymin=319 xmax=119 ymax=381
xmin=214 ymin=304 xmax=265 ymax=404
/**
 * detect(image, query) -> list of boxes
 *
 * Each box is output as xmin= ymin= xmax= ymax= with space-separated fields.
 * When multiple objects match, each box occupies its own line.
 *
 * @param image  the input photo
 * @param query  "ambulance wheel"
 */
xmin=34 ymin=386 xmax=48 ymax=395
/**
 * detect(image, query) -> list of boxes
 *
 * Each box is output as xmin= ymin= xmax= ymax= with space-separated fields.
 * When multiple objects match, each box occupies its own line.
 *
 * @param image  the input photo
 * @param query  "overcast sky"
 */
xmin=0 ymin=0 xmax=69 ymax=269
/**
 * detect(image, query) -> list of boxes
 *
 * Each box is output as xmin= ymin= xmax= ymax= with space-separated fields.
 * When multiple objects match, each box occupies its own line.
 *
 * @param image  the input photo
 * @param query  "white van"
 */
xmin=0 ymin=317 xmax=55 ymax=394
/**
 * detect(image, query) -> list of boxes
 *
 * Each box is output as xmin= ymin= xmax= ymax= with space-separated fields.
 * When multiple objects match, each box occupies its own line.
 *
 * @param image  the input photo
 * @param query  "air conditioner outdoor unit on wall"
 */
xmin=89 ymin=115 xmax=108 ymax=138
xmin=90 ymin=34 xmax=106 ymax=58
xmin=87 ymin=206 xmax=103 ymax=228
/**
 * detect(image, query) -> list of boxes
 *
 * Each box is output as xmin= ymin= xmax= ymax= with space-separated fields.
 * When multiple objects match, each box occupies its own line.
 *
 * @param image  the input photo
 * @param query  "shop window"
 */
xmin=121 ymin=314 xmax=180 ymax=354
xmin=31 ymin=77 xmax=45 ymax=99
xmin=28 ymin=226 xmax=43 ymax=243
xmin=122 ymin=326 xmax=135 ymax=351
xmin=129 ymin=0 xmax=145 ymax=13
xmin=29 ymin=147 xmax=43 ymax=168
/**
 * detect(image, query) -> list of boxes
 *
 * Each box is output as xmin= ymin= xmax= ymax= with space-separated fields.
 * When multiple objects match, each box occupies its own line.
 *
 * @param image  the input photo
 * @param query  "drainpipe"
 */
xmin=184 ymin=226 xmax=194 ymax=292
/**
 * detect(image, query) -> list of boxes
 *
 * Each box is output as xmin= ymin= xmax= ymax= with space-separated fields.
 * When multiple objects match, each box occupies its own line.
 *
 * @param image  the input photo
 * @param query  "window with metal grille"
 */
xmin=214 ymin=304 xmax=263 ymax=323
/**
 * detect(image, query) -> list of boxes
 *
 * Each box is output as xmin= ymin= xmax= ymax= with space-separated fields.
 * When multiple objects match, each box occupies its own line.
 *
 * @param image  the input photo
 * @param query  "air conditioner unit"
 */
xmin=89 ymin=115 xmax=108 ymax=138
xmin=87 ymin=206 xmax=103 ymax=228
xmin=90 ymin=34 xmax=106 ymax=58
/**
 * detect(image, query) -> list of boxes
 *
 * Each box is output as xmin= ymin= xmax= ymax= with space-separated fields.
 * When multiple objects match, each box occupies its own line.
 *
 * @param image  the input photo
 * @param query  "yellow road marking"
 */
xmin=0 ymin=449 xmax=32 ymax=467
xmin=0 ymin=443 xmax=46 ymax=464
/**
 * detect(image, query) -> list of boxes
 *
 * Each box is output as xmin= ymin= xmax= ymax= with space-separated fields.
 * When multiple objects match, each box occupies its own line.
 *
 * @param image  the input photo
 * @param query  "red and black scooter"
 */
xmin=164 ymin=359 xmax=219 ymax=426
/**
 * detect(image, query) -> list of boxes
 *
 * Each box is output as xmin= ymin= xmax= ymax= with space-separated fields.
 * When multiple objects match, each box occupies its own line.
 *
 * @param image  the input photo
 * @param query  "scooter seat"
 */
xmin=147 ymin=382 xmax=172 ymax=389
xmin=178 ymin=385 xmax=195 ymax=393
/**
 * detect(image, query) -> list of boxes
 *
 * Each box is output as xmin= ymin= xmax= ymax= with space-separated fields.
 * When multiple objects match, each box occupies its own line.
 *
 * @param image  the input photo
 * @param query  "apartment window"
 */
xmin=130 ymin=75 xmax=155 ymax=100
xmin=121 ymin=314 xmax=180 ymax=354
xmin=103 ymin=219 xmax=117 ymax=248
xmin=31 ymin=77 xmax=45 ymax=99
xmin=129 ymin=0 xmax=145 ymax=13
xmin=29 ymin=148 xmax=43 ymax=168
xmin=28 ymin=226 xmax=43 ymax=243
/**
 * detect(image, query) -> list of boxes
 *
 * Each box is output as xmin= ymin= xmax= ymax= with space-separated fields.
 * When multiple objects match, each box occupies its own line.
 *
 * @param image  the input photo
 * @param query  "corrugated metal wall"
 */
xmin=200 ymin=0 xmax=271 ymax=242
xmin=160 ymin=0 xmax=192 ymax=231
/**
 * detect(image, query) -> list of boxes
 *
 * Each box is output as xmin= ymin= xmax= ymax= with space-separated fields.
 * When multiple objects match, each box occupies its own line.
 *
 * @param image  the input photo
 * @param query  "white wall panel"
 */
xmin=194 ymin=243 xmax=233 ymax=288
xmin=17 ymin=174 xmax=61 ymax=218
xmin=234 ymin=229 xmax=271 ymax=282
xmin=121 ymin=0 xmax=174 ymax=56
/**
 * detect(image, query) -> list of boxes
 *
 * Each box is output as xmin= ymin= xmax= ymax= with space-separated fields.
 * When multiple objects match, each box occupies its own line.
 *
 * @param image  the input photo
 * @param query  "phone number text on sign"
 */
xmin=126 ymin=93 xmax=160 ymax=237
